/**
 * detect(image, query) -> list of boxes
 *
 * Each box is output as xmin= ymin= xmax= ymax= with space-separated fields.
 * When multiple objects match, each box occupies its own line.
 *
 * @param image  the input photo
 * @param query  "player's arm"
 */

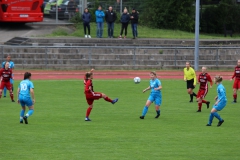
xmin=192 ymin=69 xmax=197 ymax=86
xmin=230 ymin=69 xmax=236 ymax=81
xmin=17 ymin=87 xmax=20 ymax=103
xmin=215 ymin=88 xmax=225 ymax=105
xmin=208 ymin=75 xmax=213 ymax=88
xmin=90 ymin=68 xmax=94 ymax=73
xmin=30 ymin=88 xmax=35 ymax=103
xmin=183 ymin=69 xmax=187 ymax=81
xmin=143 ymin=86 xmax=150 ymax=93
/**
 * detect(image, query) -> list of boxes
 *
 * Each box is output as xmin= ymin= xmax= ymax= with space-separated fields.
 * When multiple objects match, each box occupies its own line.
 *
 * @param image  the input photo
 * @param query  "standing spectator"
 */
xmin=118 ymin=8 xmax=130 ymax=39
xmin=105 ymin=6 xmax=117 ymax=38
xmin=95 ymin=6 xmax=105 ymax=38
xmin=82 ymin=8 xmax=91 ymax=38
xmin=2 ymin=54 xmax=14 ymax=98
xmin=67 ymin=0 xmax=76 ymax=21
xmin=130 ymin=8 xmax=139 ymax=39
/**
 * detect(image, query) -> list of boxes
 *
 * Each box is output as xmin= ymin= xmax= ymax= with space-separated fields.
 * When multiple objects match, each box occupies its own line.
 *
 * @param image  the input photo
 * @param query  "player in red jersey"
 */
xmin=196 ymin=66 xmax=213 ymax=112
xmin=0 ymin=62 xmax=14 ymax=102
xmin=84 ymin=69 xmax=118 ymax=121
xmin=230 ymin=59 xmax=240 ymax=103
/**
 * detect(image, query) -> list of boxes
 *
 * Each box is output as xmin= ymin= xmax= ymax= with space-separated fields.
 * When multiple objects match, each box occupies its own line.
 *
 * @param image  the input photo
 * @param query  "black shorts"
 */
xmin=186 ymin=79 xmax=195 ymax=89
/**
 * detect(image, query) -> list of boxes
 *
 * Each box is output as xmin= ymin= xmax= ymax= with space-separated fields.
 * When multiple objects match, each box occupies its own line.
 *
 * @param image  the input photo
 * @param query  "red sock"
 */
xmin=198 ymin=102 xmax=202 ymax=110
xmin=202 ymin=100 xmax=207 ymax=103
xmin=86 ymin=107 xmax=92 ymax=117
xmin=233 ymin=94 xmax=237 ymax=100
xmin=0 ymin=91 xmax=2 ymax=98
xmin=104 ymin=97 xmax=112 ymax=103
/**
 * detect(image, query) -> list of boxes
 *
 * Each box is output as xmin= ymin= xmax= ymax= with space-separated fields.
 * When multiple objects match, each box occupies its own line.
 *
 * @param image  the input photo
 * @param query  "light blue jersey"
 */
xmin=18 ymin=79 xmax=34 ymax=107
xmin=214 ymin=83 xmax=227 ymax=111
xmin=148 ymin=78 xmax=162 ymax=106
xmin=2 ymin=61 xmax=14 ymax=69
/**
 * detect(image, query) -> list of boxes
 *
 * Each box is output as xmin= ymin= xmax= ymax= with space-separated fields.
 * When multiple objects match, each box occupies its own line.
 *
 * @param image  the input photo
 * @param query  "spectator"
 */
xmin=82 ymin=8 xmax=91 ymax=38
xmin=105 ymin=6 xmax=117 ymax=38
xmin=130 ymin=8 xmax=139 ymax=39
xmin=118 ymin=8 xmax=130 ymax=39
xmin=67 ymin=0 xmax=76 ymax=21
xmin=95 ymin=6 xmax=105 ymax=38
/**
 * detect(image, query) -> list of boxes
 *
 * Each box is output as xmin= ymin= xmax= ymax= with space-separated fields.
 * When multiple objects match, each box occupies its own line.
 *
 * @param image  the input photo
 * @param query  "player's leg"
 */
xmin=6 ymin=82 xmax=14 ymax=102
xmin=3 ymin=87 xmax=7 ymax=97
xmin=20 ymin=105 xmax=26 ymax=124
xmin=101 ymin=93 xmax=118 ymax=104
xmin=0 ymin=89 xmax=2 ymax=98
xmin=85 ymin=96 xmax=93 ymax=121
xmin=207 ymin=104 xmax=225 ymax=126
xmin=232 ymin=80 xmax=238 ymax=103
xmin=23 ymin=98 xmax=34 ymax=124
xmin=0 ymin=82 xmax=4 ymax=98
xmin=155 ymin=94 xmax=161 ymax=118
xmin=197 ymin=97 xmax=202 ymax=112
xmin=140 ymin=96 xmax=153 ymax=119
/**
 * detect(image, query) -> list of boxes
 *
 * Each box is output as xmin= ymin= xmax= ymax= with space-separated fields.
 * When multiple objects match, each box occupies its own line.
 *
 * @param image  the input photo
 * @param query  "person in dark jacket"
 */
xmin=105 ymin=6 xmax=117 ymax=38
xmin=130 ymin=8 xmax=139 ymax=39
xmin=118 ymin=8 xmax=130 ymax=39
xmin=67 ymin=0 xmax=76 ymax=21
xmin=82 ymin=8 xmax=91 ymax=38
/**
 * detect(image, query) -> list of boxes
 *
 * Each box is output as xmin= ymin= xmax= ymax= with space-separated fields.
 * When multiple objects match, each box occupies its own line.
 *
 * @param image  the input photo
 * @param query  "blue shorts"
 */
xmin=213 ymin=101 xmax=227 ymax=111
xmin=148 ymin=93 xmax=162 ymax=106
xmin=19 ymin=96 xmax=33 ymax=107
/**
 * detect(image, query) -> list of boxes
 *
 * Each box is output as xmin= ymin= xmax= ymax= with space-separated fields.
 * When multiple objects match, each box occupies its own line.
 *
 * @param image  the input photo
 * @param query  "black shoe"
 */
xmin=4 ymin=96 xmax=6 ymax=98
xmin=196 ymin=110 xmax=201 ymax=112
xmin=85 ymin=117 xmax=91 ymax=121
xmin=206 ymin=124 xmax=211 ymax=126
xmin=217 ymin=120 xmax=224 ymax=127
xmin=155 ymin=114 xmax=160 ymax=118
xmin=232 ymin=101 xmax=237 ymax=103
xmin=189 ymin=100 xmax=193 ymax=103
xmin=206 ymin=102 xmax=210 ymax=109
xmin=132 ymin=37 xmax=136 ymax=39
xmin=20 ymin=121 xmax=23 ymax=124
xmin=12 ymin=100 xmax=15 ymax=102
xmin=140 ymin=116 xmax=144 ymax=119
xmin=23 ymin=116 xmax=28 ymax=124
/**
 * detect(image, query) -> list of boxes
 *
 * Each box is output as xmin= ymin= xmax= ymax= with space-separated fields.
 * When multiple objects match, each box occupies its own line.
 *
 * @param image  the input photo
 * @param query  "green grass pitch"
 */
xmin=0 ymin=79 xmax=240 ymax=160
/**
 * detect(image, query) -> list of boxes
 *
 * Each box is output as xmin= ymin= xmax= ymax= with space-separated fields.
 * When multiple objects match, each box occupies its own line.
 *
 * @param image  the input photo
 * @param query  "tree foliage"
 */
xmin=141 ymin=0 xmax=195 ymax=31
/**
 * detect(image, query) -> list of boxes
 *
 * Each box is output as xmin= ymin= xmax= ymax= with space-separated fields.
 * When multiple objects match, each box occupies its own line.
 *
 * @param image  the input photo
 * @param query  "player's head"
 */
xmin=150 ymin=71 xmax=157 ymax=79
xmin=6 ymin=55 xmax=11 ymax=62
xmin=238 ymin=59 xmax=240 ymax=66
xmin=186 ymin=61 xmax=190 ymax=68
xmin=4 ymin=61 xmax=9 ymax=69
xmin=85 ymin=72 xmax=93 ymax=79
xmin=24 ymin=72 xmax=32 ymax=80
xmin=202 ymin=66 xmax=207 ymax=73
xmin=214 ymin=75 xmax=223 ymax=84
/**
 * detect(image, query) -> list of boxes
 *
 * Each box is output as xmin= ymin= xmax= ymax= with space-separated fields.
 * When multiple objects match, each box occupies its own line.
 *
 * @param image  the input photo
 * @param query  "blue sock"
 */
xmin=3 ymin=87 xmax=6 ymax=96
xmin=213 ymin=112 xmax=222 ymax=121
xmin=26 ymin=110 xmax=34 ymax=117
xmin=142 ymin=106 xmax=148 ymax=116
xmin=20 ymin=110 xmax=25 ymax=121
xmin=208 ymin=112 xmax=214 ymax=125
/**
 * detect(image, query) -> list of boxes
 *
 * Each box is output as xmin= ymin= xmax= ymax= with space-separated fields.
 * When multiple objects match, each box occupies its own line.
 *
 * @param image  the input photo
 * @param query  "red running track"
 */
xmin=13 ymin=70 xmax=234 ymax=80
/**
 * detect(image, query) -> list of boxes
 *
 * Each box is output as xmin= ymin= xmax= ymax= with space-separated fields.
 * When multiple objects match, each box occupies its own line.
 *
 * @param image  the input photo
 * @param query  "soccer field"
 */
xmin=0 ymin=79 xmax=240 ymax=160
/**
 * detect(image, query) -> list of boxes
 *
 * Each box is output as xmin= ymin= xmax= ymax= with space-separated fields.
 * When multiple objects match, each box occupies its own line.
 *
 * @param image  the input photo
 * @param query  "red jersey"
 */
xmin=84 ymin=79 xmax=94 ymax=94
xmin=232 ymin=66 xmax=240 ymax=80
xmin=0 ymin=68 xmax=12 ymax=82
xmin=198 ymin=73 xmax=212 ymax=90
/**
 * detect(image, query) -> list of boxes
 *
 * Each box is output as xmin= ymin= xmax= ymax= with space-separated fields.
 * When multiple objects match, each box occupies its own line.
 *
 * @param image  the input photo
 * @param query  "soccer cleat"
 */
xmin=155 ymin=114 xmax=160 ymax=118
xmin=206 ymin=102 xmax=210 ymax=109
xmin=111 ymin=98 xmax=118 ymax=104
xmin=139 ymin=116 xmax=144 ymax=119
xmin=196 ymin=110 xmax=201 ymax=112
xmin=217 ymin=120 xmax=224 ymax=127
xmin=23 ymin=116 xmax=28 ymax=124
xmin=232 ymin=101 xmax=237 ymax=103
xmin=189 ymin=100 xmax=193 ymax=103
xmin=206 ymin=124 xmax=211 ymax=126
xmin=85 ymin=117 xmax=91 ymax=121
xmin=12 ymin=100 xmax=15 ymax=102
xmin=4 ymin=96 xmax=6 ymax=98
xmin=20 ymin=121 xmax=23 ymax=124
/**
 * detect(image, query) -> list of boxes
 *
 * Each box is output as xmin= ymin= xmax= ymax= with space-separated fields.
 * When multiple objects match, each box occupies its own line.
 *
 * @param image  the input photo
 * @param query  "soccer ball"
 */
xmin=134 ymin=77 xmax=141 ymax=84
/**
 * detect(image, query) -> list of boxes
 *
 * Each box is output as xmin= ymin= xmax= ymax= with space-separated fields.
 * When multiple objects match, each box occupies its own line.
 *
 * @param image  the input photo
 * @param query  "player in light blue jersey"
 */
xmin=17 ymin=72 xmax=35 ymax=124
xmin=140 ymin=71 xmax=162 ymax=119
xmin=2 ymin=55 xmax=14 ymax=97
xmin=206 ymin=76 xmax=226 ymax=127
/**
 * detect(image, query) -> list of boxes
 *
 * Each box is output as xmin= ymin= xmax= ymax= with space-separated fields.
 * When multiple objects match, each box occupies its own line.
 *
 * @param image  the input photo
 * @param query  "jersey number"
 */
xmin=20 ymin=83 xmax=27 ymax=91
